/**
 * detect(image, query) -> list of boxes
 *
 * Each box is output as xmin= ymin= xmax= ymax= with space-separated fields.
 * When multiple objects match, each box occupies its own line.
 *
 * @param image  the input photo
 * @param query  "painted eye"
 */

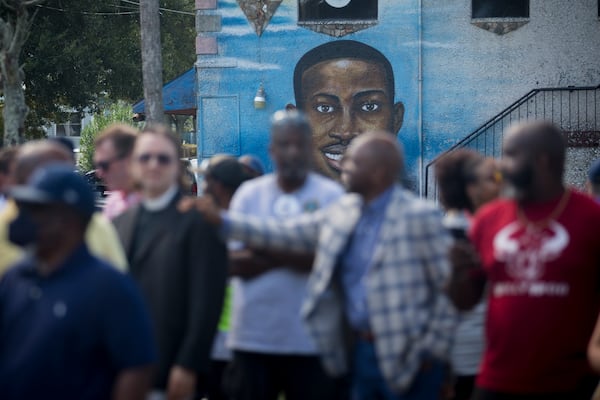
xmin=315 ymin=104 xmax=335 ymax=113
xmin=361 ymin=102 xmax=379 ymax=112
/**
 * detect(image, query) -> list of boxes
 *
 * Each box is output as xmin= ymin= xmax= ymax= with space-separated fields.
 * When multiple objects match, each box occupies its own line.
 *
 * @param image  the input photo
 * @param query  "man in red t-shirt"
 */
xmin=448 ymin=121 xmax=600 ymax=399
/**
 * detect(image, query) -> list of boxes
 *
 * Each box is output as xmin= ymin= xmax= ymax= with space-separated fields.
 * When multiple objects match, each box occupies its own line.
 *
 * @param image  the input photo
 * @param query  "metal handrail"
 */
xmin=424 ymin=85 xmax=600 ymax=199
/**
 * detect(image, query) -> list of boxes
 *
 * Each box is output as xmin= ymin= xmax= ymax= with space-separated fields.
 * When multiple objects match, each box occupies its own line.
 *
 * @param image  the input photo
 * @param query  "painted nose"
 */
xmin=331 ymin=109 xmax=358 ymax=144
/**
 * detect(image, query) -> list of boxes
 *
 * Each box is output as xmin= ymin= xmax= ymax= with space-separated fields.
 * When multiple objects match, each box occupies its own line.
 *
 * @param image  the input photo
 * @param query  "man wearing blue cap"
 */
xmin=587 ymin=158 xmax=600 ymax=202
xmin=0 ymin=164 xmax=157 ymax=400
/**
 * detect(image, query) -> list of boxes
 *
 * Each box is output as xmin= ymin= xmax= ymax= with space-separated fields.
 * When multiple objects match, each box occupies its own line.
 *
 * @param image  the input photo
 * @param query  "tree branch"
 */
xmin=8 ymin=3 xmax=38 ymax=56
xmin=0 ymin=0 xmax=16 ymax=12
xmin=0 ymin=17 xmax=13 ymax=54
xmin=21 ymin=0 xmax=45 ymax=6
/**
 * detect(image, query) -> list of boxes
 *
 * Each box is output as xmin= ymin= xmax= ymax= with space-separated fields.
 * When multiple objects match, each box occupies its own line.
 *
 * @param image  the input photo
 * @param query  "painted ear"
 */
xmin=285 ymin=103 xmax=297 ymax=111
xmin=392 ymin=102 xmax=405 ymax=135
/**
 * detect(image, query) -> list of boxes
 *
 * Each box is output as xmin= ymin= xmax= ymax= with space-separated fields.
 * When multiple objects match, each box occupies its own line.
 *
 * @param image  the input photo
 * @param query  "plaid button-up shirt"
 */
xmin=225 ymin=185 xmax=456 ymax=393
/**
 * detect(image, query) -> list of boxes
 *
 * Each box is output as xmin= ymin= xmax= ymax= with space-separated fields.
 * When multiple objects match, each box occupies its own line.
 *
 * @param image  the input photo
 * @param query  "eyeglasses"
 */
xmin=94 ymin=157 xmax=122 ymax=172
xmin=137 ymin=152 xmax=174 ymax=166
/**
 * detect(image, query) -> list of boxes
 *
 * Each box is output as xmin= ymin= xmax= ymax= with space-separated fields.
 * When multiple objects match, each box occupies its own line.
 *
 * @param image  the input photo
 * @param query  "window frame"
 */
xmin=471 ymin=0 xmax=530 ymax=19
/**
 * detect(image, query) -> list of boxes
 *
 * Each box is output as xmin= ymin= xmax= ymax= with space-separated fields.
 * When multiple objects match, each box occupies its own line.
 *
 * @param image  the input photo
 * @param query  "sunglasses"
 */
xmin=137 ymin=152 xmax=174 ymax=166
xmin=94 ymin=157 xmax=123 ymax=172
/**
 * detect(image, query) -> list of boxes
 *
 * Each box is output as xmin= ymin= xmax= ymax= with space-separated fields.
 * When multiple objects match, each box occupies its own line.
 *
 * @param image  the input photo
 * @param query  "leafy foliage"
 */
xmin=0 ymin=0 xmax=45 ymax=146
xmin=22 ymin=0 xmax=195 ymax=126
xmin=78 ymin=101 xmax=139 ymax=172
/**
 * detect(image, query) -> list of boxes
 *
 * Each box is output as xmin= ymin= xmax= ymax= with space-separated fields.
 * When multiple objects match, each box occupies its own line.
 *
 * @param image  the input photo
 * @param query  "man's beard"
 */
xmin=505 ymin=164 xmax=534 ymax=199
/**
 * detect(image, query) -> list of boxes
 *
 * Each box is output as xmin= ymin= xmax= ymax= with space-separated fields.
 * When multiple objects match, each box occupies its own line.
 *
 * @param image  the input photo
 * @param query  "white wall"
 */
xmin=422 ymin=0 xmax=600 ymax=157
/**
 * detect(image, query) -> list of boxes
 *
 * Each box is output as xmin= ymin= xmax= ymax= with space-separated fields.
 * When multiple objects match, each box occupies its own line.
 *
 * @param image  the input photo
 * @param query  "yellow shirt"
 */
xmin=0 ymin=200 xmax=128 ymax=276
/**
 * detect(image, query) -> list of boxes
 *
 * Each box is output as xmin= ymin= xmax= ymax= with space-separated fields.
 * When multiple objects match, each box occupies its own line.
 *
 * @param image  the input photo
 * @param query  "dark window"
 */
xmin=299 ymin=0 xmax=377 ymax=22
xmin=472 ymin=0 xmax=529 ymax=18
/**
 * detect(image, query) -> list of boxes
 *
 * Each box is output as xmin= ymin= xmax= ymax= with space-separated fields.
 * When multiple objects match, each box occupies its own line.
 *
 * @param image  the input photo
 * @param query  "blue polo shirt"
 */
xmin=0 ymin=244 xmax=156 ymax=400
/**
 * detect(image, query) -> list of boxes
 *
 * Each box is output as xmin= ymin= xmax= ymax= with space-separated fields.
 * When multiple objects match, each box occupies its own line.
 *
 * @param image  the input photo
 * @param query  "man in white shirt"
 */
xmin=225 ymin=110 xmax=344 ymax=400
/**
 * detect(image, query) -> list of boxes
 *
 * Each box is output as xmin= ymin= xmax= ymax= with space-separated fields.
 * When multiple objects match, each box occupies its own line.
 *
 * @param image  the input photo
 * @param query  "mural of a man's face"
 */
xmin=289 ymin=57 xmax=404 ymax=180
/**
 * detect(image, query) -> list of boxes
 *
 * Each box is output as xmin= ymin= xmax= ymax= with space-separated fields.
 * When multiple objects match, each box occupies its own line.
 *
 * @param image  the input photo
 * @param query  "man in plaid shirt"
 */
xmin=195 ymin=130 xmax=456 ymax=399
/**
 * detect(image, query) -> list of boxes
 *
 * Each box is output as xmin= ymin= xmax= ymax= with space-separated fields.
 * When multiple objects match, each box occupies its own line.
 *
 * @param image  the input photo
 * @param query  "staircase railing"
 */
xmin=424 ymin=85 xmax=600 ymax=199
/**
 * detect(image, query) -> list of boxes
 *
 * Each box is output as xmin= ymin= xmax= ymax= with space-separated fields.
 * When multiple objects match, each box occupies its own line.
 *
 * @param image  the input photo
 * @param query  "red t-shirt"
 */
xmin=470 ymin=190 xmax=600 ymax=394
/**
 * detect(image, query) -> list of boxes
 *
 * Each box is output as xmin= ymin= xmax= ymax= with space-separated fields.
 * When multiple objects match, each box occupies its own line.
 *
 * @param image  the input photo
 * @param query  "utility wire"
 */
xmin=120 ymin=0 xmax=195 ymax=16
xmin=37 ymin=1 xmax=194 ymax=16
xmin=111 ymin=4 xmax=141 ymax=11
xmin=37 ymin=4 xmax=139 ymax=15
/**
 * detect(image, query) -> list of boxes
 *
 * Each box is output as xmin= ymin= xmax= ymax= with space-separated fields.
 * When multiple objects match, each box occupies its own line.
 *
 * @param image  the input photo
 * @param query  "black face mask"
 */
xmin=8 ymin=208 xmax=39 ymax=247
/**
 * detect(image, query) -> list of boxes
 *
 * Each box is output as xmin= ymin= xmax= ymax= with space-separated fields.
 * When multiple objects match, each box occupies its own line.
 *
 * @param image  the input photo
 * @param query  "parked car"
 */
xmin=80 ymin=170 xmax=108 ymax=210
xmin=82 ymin=170 xmax=108 ymax=199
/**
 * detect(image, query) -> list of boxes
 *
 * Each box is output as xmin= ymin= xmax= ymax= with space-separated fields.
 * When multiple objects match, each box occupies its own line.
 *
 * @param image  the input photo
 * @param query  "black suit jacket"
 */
xmin=113 ymin=192 xmax=227 ymax=389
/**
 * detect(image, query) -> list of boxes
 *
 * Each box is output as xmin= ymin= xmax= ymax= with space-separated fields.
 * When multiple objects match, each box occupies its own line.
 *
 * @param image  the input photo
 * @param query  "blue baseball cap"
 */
xmin=10 ymin=163 xmax=96 ymax=219
xmin=589 ymin=158 xmax=600 ymax=184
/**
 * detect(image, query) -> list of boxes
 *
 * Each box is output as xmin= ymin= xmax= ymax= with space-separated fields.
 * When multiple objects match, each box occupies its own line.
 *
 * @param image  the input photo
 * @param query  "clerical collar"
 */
xmin=143 ymin=185 xmax=178 ymax=211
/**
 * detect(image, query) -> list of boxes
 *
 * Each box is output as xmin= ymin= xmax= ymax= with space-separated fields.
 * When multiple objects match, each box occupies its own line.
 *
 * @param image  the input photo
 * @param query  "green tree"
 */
xmin=23 ymin=0 xmax=195 ymax=126
xmin=78 ymin=101 xmax=138 ymax=172
xmin=0 ymin=0 xmax=44 ymax=146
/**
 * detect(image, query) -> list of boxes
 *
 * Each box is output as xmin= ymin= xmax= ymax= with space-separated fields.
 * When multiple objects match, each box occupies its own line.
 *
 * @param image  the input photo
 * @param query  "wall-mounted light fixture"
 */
xmin=254 ymin=84 xmax=266 ymax=109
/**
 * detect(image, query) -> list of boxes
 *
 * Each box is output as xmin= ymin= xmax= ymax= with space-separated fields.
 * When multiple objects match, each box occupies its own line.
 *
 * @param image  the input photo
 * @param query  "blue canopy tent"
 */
xmin=132 ymin=68 xmax=196 ymax=116
xmin=132 ymin=68 xmax=197 ymax=146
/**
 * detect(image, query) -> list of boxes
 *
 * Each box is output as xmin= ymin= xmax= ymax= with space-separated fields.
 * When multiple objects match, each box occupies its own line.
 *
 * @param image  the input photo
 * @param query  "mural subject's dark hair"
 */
xmin=293 ymin=40 xmax=396 ymax=107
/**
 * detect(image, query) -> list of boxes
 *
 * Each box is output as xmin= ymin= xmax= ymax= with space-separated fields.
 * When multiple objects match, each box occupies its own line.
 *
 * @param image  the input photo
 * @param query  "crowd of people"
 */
xmin=0 ymin=111 xmax=600 ymax=400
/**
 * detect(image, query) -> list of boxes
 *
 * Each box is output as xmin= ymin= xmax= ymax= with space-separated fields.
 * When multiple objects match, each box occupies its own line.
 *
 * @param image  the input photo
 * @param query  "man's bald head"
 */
xmin=14 ymin=141 xmax=73 ymax=184
xmin=501 ymin=121 xmax=566 ymax=201
xmin=341 ymin=131 xmax=403 ymax=201
xmin=348 ymin=131 xmax=403 ymax=181
xmin=504 ymin=121 xmax=565 ymax=178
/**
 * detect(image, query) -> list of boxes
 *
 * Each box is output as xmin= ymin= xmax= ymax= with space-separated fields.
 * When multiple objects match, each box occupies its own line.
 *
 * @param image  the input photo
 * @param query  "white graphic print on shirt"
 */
xmin=492 ymin=221 xmax=570 ymax=298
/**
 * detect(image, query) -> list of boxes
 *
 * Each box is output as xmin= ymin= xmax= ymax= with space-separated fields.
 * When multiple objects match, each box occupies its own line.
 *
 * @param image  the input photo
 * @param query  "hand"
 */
xmin=447 ymin=240 xmax=486 ymax=310
xmin=194 ymin=195 xmax=222 ymax=225
xmin=229 ymin=249 xmax=274 ymax=279
xmin=166 ymin=366 xmax=196 ymax=400
xmin=177 ymin=195 xmax=222 ymax=225
xmin=177 ymin=196 xmax=197 ymax=213
xmin=449 ymin=240 xmax=481 ymax=275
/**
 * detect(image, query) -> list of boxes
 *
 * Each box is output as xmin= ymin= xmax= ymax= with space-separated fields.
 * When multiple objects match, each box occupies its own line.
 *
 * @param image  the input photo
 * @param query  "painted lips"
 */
xmin=320 ymin=143 xmax=347 ymax=171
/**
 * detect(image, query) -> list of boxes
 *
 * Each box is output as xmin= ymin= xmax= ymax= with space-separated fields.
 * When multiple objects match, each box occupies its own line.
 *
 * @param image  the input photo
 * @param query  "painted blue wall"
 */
xmin=196 ymin=0 xmax=600 ymax=191
xmin=197 ymin=0 xmax=421 ymax=187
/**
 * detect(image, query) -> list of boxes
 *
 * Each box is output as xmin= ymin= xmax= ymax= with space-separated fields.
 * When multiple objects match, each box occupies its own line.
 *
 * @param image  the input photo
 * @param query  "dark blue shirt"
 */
xmin=0 ymin=244 xmax=156 ymax=400
xmin=341 ymin=187 xmax=393 ymax=331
